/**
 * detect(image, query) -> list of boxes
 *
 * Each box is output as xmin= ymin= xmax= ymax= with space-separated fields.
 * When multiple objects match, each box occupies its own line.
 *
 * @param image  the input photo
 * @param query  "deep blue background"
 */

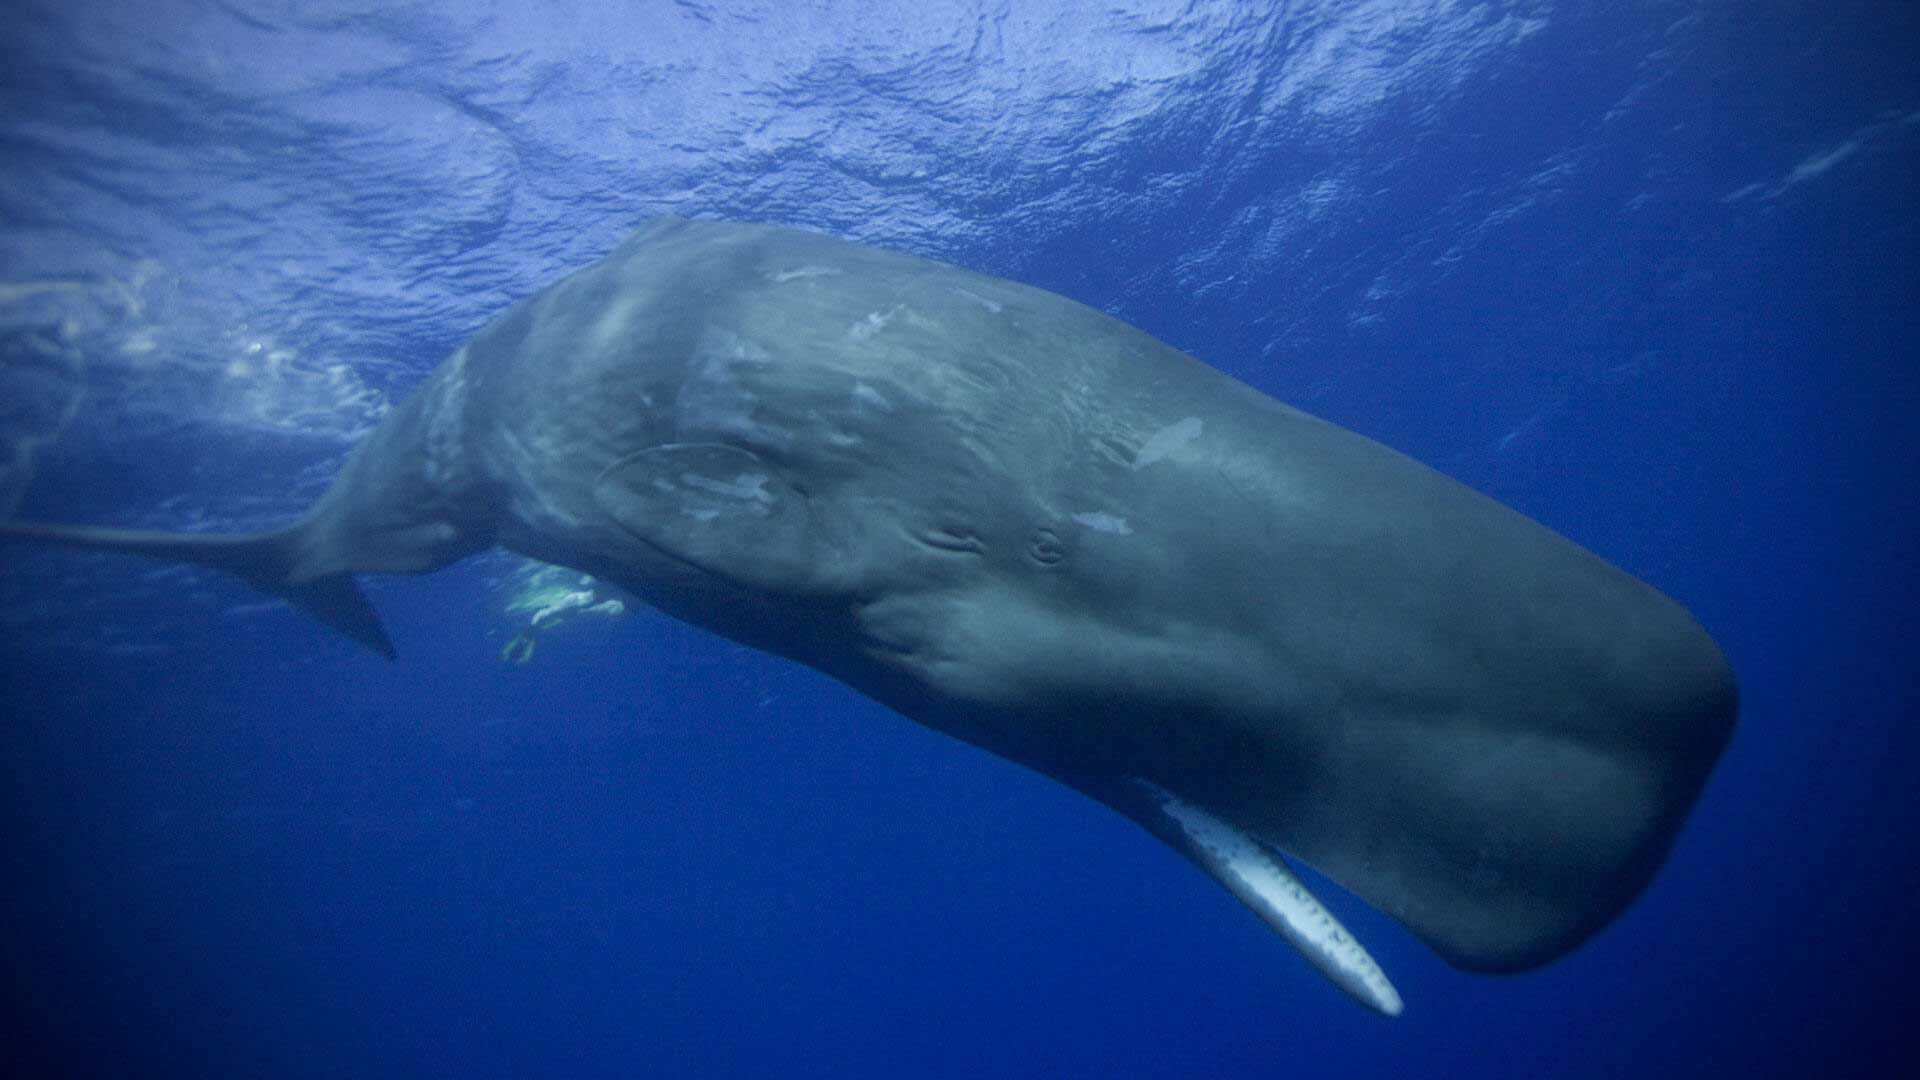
xmin=2 ymin=2 xmax=1915 ymax=1077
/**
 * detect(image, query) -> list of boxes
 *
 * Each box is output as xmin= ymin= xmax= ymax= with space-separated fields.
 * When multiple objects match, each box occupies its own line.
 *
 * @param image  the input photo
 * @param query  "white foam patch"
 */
xmin=851 ymin=382 xmax=892 ymax=411
xmin=1133 ymin=417 xmax=1203 ymax=468
xmin=1137 ymin=780 xmax=1403 ymax=1017
xmin=1724 ymin=110 xmax=1920 ymax=203
xmin=1070 ymin=511 xmax=1132 ymax=535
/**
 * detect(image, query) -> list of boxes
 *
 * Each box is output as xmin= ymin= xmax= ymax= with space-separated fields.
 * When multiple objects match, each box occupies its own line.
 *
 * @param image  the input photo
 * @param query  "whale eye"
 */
xmin=1027 ymin=528 xmax=1066 ymax=566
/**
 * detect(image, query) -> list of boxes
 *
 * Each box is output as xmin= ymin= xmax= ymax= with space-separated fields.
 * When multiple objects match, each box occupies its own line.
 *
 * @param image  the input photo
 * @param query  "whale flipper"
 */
xmin=0 ymin=519 xmax=395 ymax=657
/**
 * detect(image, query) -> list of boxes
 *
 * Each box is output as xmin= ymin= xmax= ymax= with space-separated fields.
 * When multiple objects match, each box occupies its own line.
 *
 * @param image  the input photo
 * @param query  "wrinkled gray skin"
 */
xmin=1 ymin=218 xmax=1736 ymax=1004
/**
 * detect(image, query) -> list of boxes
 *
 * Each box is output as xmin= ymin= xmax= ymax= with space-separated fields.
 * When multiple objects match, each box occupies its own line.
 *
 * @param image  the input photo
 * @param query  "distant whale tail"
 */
xmin=0 ymin=518 xmax=395 ymax=657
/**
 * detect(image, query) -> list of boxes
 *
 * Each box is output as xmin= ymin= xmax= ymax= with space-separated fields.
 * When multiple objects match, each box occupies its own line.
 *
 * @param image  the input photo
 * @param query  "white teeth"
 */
xmin=1135 ymin=780 xmax=1403 ymax=1017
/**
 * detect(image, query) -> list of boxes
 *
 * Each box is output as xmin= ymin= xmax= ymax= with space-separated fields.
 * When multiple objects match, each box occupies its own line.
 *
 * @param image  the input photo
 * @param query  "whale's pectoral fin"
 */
xmin=0 ymin=519 xmax=395 ymax=657
xmin=275 ymin=573 xmax=395 ymax=658
xmin=593 ymin=443 xmax=866 ymax=597
xmin=1125 ymin=779 xmax=1403 ymax=1017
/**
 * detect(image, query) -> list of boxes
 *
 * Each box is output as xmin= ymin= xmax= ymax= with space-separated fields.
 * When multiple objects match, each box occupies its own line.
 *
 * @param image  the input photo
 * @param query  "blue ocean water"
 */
xmin=1 ymin=1 xmax=1914 ymax=1076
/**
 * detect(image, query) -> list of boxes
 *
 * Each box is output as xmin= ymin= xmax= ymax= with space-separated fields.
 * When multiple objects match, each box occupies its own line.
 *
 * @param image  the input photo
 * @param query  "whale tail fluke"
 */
xmin=0 ymin=518 xmax=395 ymax=658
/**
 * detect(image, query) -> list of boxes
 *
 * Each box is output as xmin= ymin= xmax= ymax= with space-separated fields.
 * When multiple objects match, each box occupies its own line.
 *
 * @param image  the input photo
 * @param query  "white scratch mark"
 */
xmin=771 ymin=266 xmax=842 ymax=283
xmin=849 ymin=306 xmax=903 ymax=341
xmin=1134 ymin=417 xmax=1204 ymax=469
xmin=952 ymin=287 xmax=1004 ymax=314
xmin=1070 ymin=511 xmax=1133 ymax=535
xmin=680 ymin=470 xmax=773 ymax=504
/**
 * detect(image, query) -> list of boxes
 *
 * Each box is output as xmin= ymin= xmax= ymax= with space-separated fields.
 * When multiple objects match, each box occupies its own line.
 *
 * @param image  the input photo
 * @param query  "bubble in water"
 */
xmin=0 ymin=320 xmax=86 ymax=517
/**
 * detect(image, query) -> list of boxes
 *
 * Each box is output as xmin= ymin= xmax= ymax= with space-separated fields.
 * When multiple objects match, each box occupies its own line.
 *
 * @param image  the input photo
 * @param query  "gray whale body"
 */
xmin=1 ymin=218 xmax=1737 ymax=1014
